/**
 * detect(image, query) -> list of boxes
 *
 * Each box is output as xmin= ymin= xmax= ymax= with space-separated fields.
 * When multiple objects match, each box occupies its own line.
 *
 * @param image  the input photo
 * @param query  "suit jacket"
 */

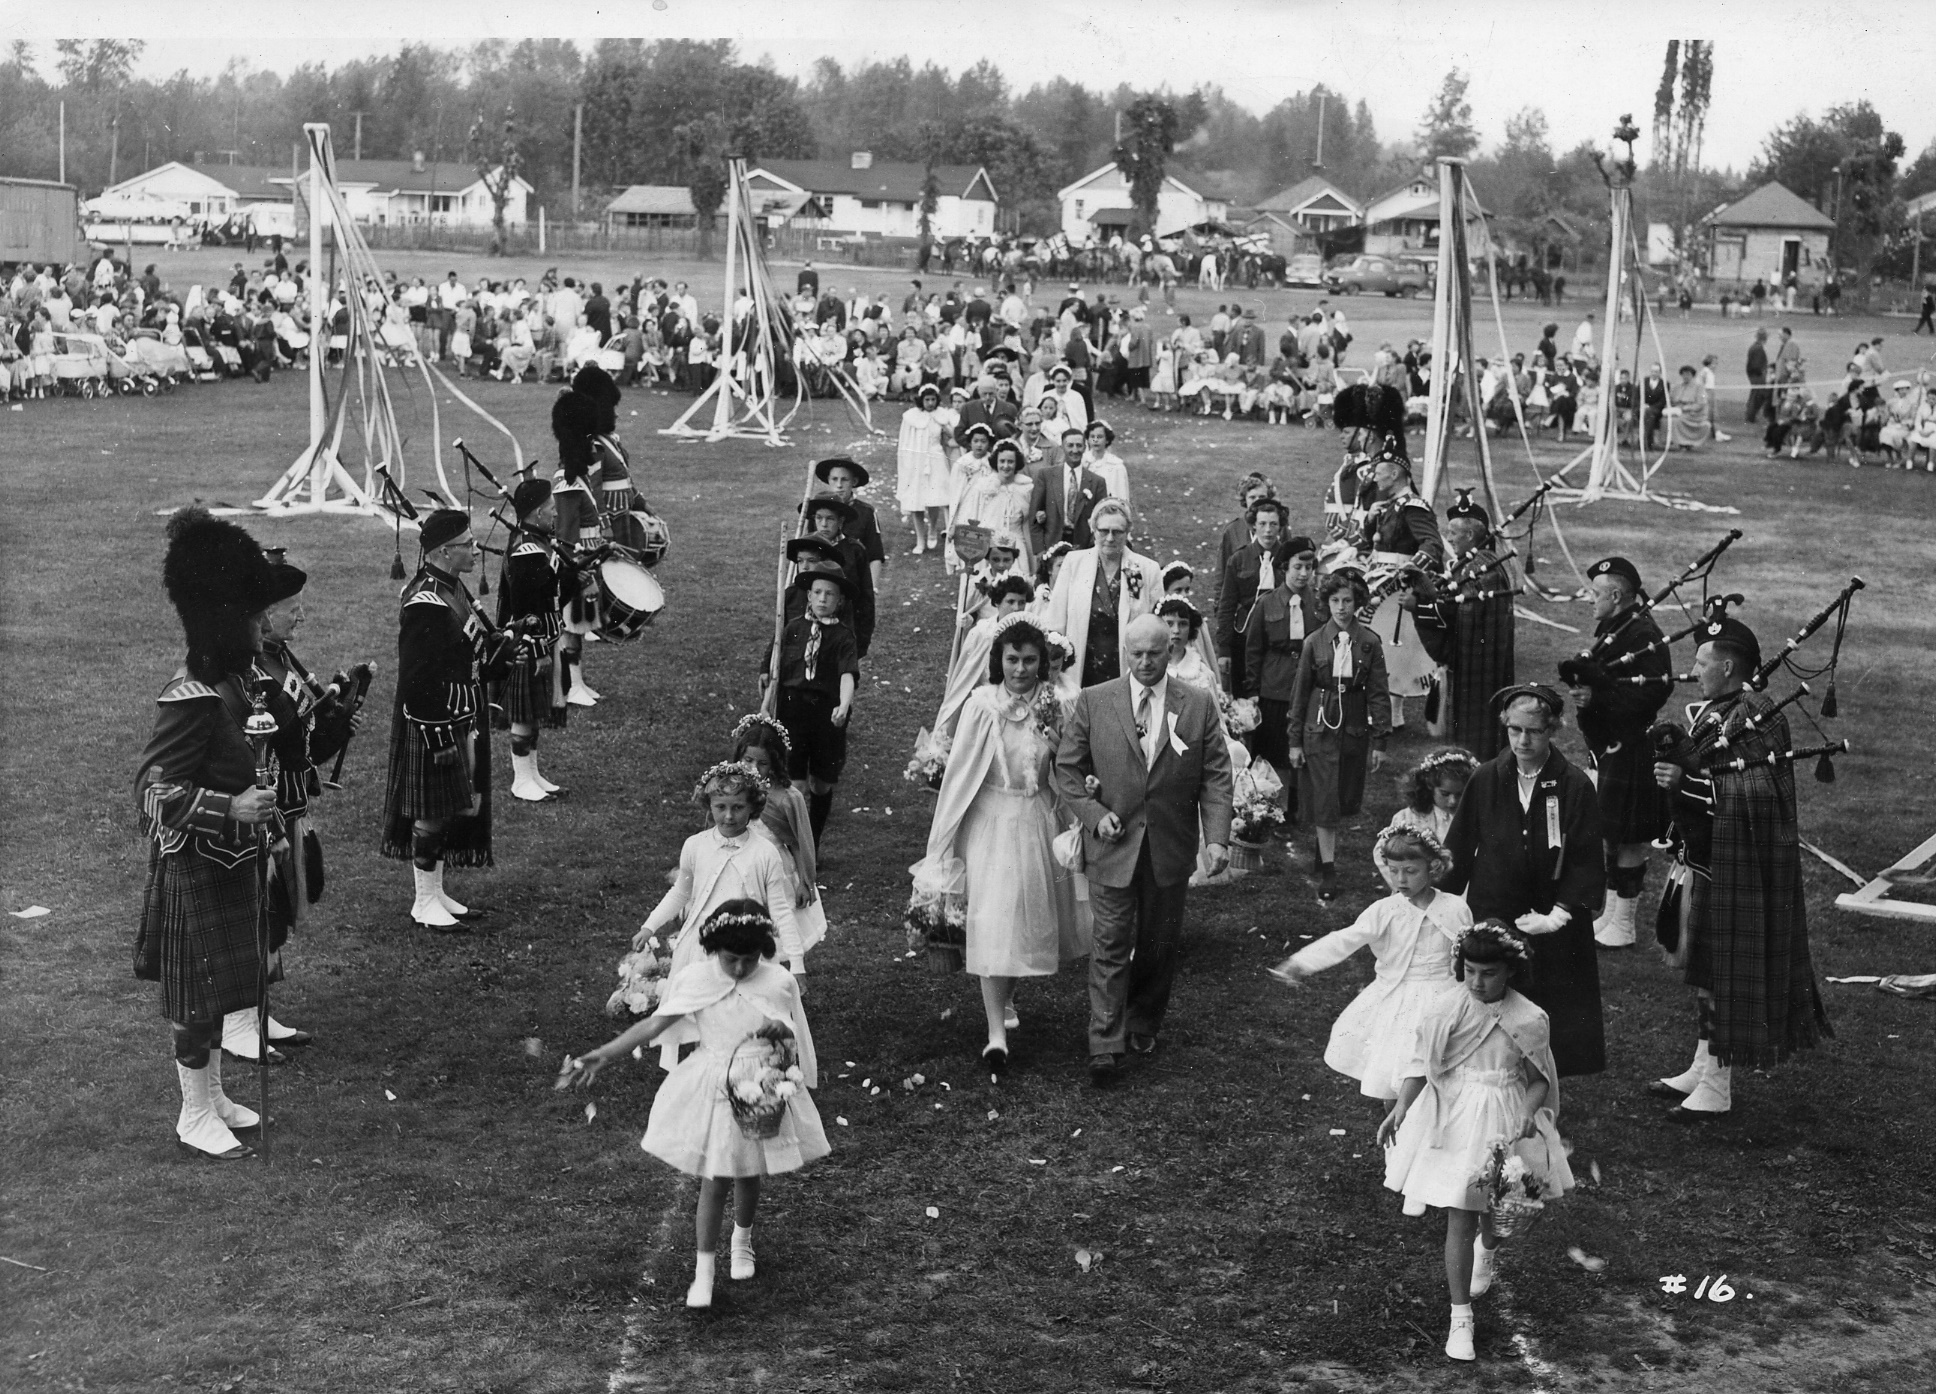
xmin=1028 ymin=461 xmax=1107 ymax=555
xmin=1055 ymin=675 xmax=1235 ymax=889
xmin=1041 ymin=546 xmax=1164 ymax=695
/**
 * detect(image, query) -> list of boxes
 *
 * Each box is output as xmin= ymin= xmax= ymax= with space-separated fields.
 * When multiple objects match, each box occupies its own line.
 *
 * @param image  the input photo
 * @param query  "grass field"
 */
xmin=3 ymin=253 xmax=1935 ymax=1393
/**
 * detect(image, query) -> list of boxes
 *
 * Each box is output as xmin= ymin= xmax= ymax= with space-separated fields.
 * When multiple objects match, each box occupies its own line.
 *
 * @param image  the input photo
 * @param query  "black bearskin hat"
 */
xmin=571 ymin=362 xmax=621 ymax=435
xmin=162 ymin=506 xmax=275 ymax=682
xmin=1333 ymin=381 xmax=1409 ymax=459
xmin=551 ymin=389 xmax=601 ymax=482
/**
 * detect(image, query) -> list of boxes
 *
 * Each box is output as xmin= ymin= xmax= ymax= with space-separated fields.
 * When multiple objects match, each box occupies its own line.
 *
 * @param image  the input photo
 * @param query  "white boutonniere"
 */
xmin=1167 ymin=711 xmax=1187 ymax=756
xmin=1125 ymin=569 xmax=1144 ymax=601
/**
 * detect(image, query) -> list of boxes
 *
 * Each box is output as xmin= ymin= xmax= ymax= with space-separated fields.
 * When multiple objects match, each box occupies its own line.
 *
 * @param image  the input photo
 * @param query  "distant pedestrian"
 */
xmin=1915 ymin=289 xmax=1935 ymax=336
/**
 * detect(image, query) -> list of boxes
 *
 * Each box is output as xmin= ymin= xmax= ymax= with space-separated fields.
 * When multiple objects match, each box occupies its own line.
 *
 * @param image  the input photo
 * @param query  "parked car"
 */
xmin=1323 ymin=255 xmax=1428 ymax=297
xmin=1284 ymin=253 xmax=1326 ymax=288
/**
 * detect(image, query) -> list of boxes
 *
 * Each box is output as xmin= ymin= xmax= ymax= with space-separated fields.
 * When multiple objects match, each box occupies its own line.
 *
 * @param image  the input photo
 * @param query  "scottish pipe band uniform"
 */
xmin=1412 ymin=493 xmax=1515 ymax=761
xmin=572 ymin=363 xmax=650 ymax=550
xmin=135 ymin=508 xmax=279 ymax=1160
xmin=1566 ymin=558 xmax=1672 ymax=947
xmin=493 ymin=529 xmax=568 ymax=732
xmin=1651 ymin=616 xmax=1830 ymax=1117
xmin=379 ymin=512 xmax=515 ymax=926
xmin=1442 ymin=712 xmax=1608 ymax=1077
xmin=550 ymin=389 xmax=606 ymax=663
xmin=1357 ymin=475 xmax=1443 ymax=709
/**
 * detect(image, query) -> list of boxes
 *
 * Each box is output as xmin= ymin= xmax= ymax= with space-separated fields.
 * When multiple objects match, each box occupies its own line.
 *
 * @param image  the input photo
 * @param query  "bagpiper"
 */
xmin=221 ymin=548 xmax=363 ymax=1063
xmin=493 ymin=477 xmax=569 ymax=803
xmin=379 ymin=509 xmax=517 ymax=930
xmin=1561 ymin=557 xmax=1673 ymax=949
xmin=1413 ymin=490 xmax=1516 ymax=761
xmin=551 ymin=387 xmax=605 ymax=706
xmin=135 ymin=508 xmax=282 ymax=1160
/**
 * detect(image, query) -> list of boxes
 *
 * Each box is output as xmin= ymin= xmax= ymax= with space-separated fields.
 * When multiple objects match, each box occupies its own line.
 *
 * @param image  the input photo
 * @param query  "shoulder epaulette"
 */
xmin=159 ymin=677 xmax=220 ymax=703
xmin=512 ymin=542 xmax=546 ymax=558
xmin=405 ymin=589 xmax=448 ymax=608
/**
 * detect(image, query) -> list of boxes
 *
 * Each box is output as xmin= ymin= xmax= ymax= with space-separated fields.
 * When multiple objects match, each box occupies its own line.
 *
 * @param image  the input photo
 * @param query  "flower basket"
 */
xmin=904 ymin=726 xmax=948 ymax=791
xmin=724 ymin=1023 xmax=804 ymax=1140
xmin=605 ymin=938 xmax=671 ymax=1017
xmin=1489 ymin=1194 xmax=1546 ymax=1240
xmin=925 ymin=941 xmax=965 ymax=975
xmin=1228 ymin=836 xmax=1269 ymax=874
xmin=904 ymin=855 xmax=968 ymax=975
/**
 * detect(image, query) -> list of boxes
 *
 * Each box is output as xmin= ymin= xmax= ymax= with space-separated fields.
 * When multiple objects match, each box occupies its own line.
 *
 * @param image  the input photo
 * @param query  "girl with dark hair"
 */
xmin=911 ymin=615 xmax=1082 ymax=1070
xmin=733 ymin=713 xmax=826 ymax=960
xmin=1378 ymin=920 xmax=1573 ymax=1362
xmin=560 ymin=900 xmax=828 ymax=1310
xmin=1285 ymin=570 xmax=1391 ymax=900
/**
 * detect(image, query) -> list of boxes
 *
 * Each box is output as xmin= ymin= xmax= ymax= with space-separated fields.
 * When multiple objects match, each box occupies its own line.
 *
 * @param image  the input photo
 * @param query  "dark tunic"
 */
xmin=551 ymin=471 xmax=604 ymax=630
xmin=1358 ymin=491 xmax=1444 ymax=565
xmin=1215 ymin=537 xmax=1294 ymax=675
xmin=379 ymin=566 xmax=508 ymax=866
xmin=134 ymin=672 xmax=274 ymax=1023
xmin=255 ymin=640 xmax=354 ymax=923
xmin=1413 ymin=547 xmax=1516 ymax=761
xmin=1573 ymin=606 xmax=1671 ymax=843
xmin=493 ymin=536 xmax=567 ymax=730
xmin=1664 ymin=691 xmax=1830 ymax=1067
xmin=1242 ymin=584 xmax=1323 ymax=769
xmin=1285 ymin=619 xmax=1391 ymax=821
xmin=783 ymin=533 xmax=876 ymax=658
xmin=1083 ymin=561 xmax=1122 ymax=687
xmin=1443 ymin=748 xmax=1607 ymax=1076
xmin=770 ymin=615 xmax=860 ymax=782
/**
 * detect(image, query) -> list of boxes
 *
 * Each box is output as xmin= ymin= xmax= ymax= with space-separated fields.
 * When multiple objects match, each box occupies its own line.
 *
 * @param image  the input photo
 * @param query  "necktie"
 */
xmin=1332 ymin=630 xmax=1355 ymax=683
xmin=1257 ymin=551 xmax=1276 ymax=594
xmin=1067 ymin=466 xmax=1079 ymax=518
xmin=1137 ymin=685 xmax=1156 ymax=767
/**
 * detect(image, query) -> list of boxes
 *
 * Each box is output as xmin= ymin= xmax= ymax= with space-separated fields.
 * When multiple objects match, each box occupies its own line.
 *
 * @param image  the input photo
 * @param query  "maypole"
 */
xmin=1418 ymin=157 xmax=1510 ymax=527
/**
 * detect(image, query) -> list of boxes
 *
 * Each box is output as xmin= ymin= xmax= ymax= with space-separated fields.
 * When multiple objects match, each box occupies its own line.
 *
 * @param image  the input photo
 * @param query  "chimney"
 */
xmin=413 ymin=150 xmax=426 ymax=172
xmin=851 ymin=151 xmax=873 ymax=170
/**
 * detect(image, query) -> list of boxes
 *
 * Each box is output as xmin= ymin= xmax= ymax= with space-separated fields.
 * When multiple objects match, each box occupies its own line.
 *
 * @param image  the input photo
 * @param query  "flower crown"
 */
xmin=1458 ymin=920 xmax=1531 ymax=962
xmin=993 ymin=612 xmax=1047 ymax=642
xmin=1155 ymin=596 xmax=1202 ymax=624
xmin=731 ymin=712 xmax=792 ymax=757
xmin=1414 ymin=748 xmax=1480 ymax=782
xmin=703 ymin=908 xmax=776 ymax=934
xmin=693 ymin=759 xmax=770 ymax=800
xmin=1375 ymin=822 xmax=1451 ymax=869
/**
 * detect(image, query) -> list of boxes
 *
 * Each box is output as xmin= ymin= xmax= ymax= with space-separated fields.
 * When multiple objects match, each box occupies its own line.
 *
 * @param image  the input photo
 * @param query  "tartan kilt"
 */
xmin=1592 ymin=739 xmax=1669 ymax=844
xmin=379 ymin=700 xmax=495 ymax=867
xmin=136 ymin=844 xmax=264 ymax=1024
xmin=491 ymin=650 xmax=567 ymax=731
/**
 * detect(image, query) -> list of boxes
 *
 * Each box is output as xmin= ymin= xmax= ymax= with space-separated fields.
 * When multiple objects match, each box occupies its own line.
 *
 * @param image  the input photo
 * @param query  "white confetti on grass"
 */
xmin=925 ymin=1206 xmax=940 ymax=1219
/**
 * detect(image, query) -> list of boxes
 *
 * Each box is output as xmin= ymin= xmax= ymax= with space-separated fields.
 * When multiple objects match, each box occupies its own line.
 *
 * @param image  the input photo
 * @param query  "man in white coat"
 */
xmin=1042 ymin=498 xmax=1163 ymax=694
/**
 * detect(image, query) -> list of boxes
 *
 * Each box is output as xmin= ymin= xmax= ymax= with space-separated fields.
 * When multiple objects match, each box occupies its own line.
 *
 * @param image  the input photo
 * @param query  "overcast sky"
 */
xmin=8 ymin=0 xmax=1931 ymax=175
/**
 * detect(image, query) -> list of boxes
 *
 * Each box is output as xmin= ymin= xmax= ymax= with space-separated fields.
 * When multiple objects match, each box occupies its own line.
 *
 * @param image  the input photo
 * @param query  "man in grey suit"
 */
xmin=1056 ymin=615 xmax=1236 ymax=1085
xmin=1028 ymin=445 xmax=1107 ymax=557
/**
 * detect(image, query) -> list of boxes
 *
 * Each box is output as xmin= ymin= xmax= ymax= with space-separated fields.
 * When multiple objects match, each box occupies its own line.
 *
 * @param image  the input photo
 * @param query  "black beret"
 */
xmin=1588 ymin=556 xmax=1642 ymax=591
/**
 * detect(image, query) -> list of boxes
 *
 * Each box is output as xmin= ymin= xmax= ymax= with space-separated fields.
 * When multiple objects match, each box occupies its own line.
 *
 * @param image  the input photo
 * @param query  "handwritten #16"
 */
xmin=1658 ymin=1275 xmax=1753 ymax=1301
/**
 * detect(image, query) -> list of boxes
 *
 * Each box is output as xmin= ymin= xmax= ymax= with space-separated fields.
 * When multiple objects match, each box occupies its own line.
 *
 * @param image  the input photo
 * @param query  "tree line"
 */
xmin=4 ymin=39 xmax=1931 ymax=279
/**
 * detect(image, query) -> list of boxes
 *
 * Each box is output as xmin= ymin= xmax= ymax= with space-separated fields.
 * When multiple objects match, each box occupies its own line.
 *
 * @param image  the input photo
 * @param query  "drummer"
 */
xmin=814 ymin=456 xmax=885 ymax=590
xmin=796 ymin=491 xmax=877 ymax=660
xmin=1355 ymin=444 xmax=1442 ymax=731
xmin=550 ymin=387 xmax=606 ymax=707
xmin=571 ymin=362 xmax=650 ymax=552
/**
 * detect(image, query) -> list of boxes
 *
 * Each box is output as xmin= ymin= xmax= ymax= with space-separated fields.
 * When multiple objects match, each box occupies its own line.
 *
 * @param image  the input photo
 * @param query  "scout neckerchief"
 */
xmin=802 ymin=615 xmax=837 ymax=679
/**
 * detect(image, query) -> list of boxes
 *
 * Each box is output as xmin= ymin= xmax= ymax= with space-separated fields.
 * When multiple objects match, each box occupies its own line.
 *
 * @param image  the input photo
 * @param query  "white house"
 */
xmin=1055 ymin=164 xmax=1231 ymax=243
xmin=287 ymin=156 xmax=533 ymax=229
xmin=1255 ymin=175 xmax=1361 ymax=233
xmin=99 ymin=161 xmax=291 ymax=217
xmin=1360 ymin=174 xmax=1486 ymax=257
xmin=746 ymin=155 xmax=998 ymax=239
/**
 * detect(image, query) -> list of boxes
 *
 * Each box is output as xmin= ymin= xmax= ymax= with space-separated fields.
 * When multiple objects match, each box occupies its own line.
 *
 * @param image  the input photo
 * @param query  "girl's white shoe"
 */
xmin=1445 ymin=1310 xmax=1476 ymax=1361
xmin=1469 ymin=1235 xmax=1495 ymax=1296
xmin=730 ymin=1227 xmax=756 ymax=1280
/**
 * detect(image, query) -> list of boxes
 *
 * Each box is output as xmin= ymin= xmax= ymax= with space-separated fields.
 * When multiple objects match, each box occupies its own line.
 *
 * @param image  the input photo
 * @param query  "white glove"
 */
xmin=1514 ymin=909 xmax=1571 ymax=936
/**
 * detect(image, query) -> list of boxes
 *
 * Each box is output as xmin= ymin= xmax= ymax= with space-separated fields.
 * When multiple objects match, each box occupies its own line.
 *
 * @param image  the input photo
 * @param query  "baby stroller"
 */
xmin=209 ymin=335 xmax=245 ymax=379
xmin=87 ymin=335 xmax=164 ymax=396
xmin=127 ymin=331 xmax=191 ymax=389
xmin=181 ymin=328 xmax=222 ymax=382
xmin=48 ymin=333 xmax=111 ymax=399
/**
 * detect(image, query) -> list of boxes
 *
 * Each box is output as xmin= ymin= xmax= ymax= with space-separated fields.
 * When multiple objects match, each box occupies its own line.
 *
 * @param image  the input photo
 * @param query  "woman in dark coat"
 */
xmin=1441 ymin=685 xmax=1607 ymax=1076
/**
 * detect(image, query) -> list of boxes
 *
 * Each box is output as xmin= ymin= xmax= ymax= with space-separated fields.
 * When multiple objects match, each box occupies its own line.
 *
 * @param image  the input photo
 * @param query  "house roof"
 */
xmin=1257 ymin=175 xmax=1361 ymax=216
xmin=1168 ymin=167 xmax=1243 ymax=203
xmin=1057 ymin=162 xmax=1202 ymax=202
xmin=1364 ymin=176 xmax=1486 ymax=225
xmin=1707 ymin=181 xmax=1834 ymax=230
xmin=321 ymin=159 xmax=532 ymax=195
xmin=748 ymin=159 xmax=994 ymax=204
xmin=180 ymin=163 xmax=293 ymax=201
xmin=606 ymin=185 xmax=698 ymax=217
xmin=1088 ymin=207 xmax=1134 ymax=224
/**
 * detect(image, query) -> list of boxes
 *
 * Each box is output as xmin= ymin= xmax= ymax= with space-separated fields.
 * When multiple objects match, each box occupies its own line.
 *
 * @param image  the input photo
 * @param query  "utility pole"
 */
xmin=1314 ymin=90 xmax=1326 ymax=170
xmin=109 ymin=106 xmax=120 ymax=188
xmin=58 ymin=100 xmax=65 ymax=184
xmin=572 ymin=102 xmax=584 ymax=220
xmin=351 ymin=111 xmax=364 ymax=162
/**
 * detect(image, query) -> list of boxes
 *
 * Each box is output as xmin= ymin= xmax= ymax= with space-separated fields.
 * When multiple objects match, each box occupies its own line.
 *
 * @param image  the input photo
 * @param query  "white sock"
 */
xmin=732 ymin=1224 xmax=753 ymax=1248
xmin=694 ymin=1251 xmax=716 ymax=1284
xmin=1451 ymin=1302 xmax=1473 ymax=1319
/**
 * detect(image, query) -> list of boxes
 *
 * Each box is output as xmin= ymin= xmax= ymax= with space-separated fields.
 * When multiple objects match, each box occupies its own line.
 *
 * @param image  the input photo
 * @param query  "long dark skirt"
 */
xmin=137 ymin=846 xmax=264 ymax=1024
xmin=1298 ymin=722 xmax=1369 ymax=824
xmin=1519 ymin=918 xmax=1606 ymax=1076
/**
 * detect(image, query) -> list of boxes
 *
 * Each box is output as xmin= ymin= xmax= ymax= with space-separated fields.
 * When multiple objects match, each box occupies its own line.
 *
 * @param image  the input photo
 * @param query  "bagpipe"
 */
xmin=1566 ymin=528 xmax=1742 ymax=672
xmin=1430 ymin=543 xmax=1520 ymax=605
xmin=1356 ymin=549 xmax=1434 ymax=625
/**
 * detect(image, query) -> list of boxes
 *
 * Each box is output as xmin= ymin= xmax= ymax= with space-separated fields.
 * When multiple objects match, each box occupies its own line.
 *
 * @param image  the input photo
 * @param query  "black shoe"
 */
xmin=430 ymin=920 xmax=473 ymax=936
xmin=267 ymin=1027 xmax=313 ymax=1048
xmin=1317 ymin=865 xmax=1338 ymax=902
xmin=1127 ymin=1033 xmax=1158 ymax=1056
xmin=1645 ymin=1080 xmax=1691 ymax=1099
xmin=1088 ymin=1054 xmax=1120 ymax=1087
xmin=1665 ymin=1104 xmax=1727 ymax=1124
xmin=981 ymin=1044 xmax=1009 ymax=1074
xmin=223 ymin=1043 xmax=287 ymax=1066
xmin=176 ymin=1139 xmax=254 ymax=1162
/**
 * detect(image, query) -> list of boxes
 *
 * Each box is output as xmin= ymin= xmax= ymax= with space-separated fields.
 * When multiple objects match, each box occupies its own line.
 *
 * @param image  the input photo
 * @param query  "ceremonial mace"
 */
xmin=244 ymin=680 xmax=279 ymax=1154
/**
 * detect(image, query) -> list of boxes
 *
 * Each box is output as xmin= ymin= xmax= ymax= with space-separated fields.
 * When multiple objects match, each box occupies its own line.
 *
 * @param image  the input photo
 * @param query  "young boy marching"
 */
xmin=763 ymin=565 xmax=859 ymax=851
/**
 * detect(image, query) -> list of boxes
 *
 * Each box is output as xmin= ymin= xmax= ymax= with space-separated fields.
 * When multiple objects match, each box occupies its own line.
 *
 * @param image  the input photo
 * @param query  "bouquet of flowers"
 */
xmin=1469 ymin=1136 xmax=1547 ymax=1238
xmin=904 ymin=725 xmax=947 ymax=791
xmin=1218 ymin=691 xmax=1261 ymax=736
xmin=724 ymin=1021 xmax=805 ymax=1139
xmin=605 ymin=935 xmax=671 ymax=1017
xmin=1029 ymin=686 xmax=1063 ymax=746
xmin=904 ymin=855 xmax=968 ymax=974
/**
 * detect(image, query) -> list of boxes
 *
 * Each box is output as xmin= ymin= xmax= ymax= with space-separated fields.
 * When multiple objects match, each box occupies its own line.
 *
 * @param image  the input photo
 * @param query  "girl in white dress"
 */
xmin=733 ymin=716 xmax=828 ymax=963
xmin=897 ymin=382 xmax=954 ymax=554
xmin=1080 ymin=420 xmax=1131 ymax=502
xmin=952 ymin=440 xmax=1037 ymax=577
xmin=1379 ymin=749 xmax=1478 ymax=880
xmin=1271 ymin=827 xmax=1470 ymax=1100
xmin=911 ymin=617 xmax=1080 ymax=1071
xmin=635 ymin=762 xmax=805 ymax=1069
xmin=1378 ymin=921 xmax=1573 ymax=1362
xmin=560 ymin=901 xmax=829 ymax=1310
xmin=937 ymin=572 xmax=1034 ymax=746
